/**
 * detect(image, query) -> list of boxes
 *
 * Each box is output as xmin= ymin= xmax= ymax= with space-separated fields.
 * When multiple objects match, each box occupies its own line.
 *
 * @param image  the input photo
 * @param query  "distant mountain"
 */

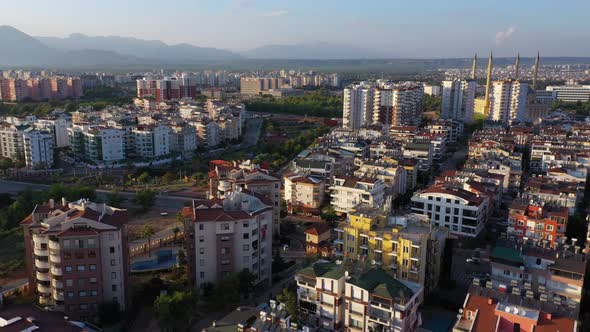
xmin=0 ymin=25 xmax=62 ymax=66
xmin=242 ymin=42 xmax=393 ymax=60
xmin=37 ymin=33 xmax=241 ymax=62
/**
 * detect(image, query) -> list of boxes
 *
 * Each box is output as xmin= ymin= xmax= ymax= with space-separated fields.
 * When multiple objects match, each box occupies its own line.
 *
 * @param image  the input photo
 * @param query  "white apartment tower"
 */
xmin=489 ymin=80 xmax=528 ymax=126
xmin=441 ymin=79 xmax=476 ymax=123
xmin=23 ymin=129 xmax=54 ymax=168
xmin=343 ymin=83 xmax=375 ymax=130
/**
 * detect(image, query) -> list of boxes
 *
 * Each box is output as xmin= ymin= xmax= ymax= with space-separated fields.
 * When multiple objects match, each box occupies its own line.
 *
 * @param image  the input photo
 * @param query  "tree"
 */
xmin=141 ymin=225 xmax=156 ymax=257
xmin=172 ymin=226 xmax=181 ymax=243
xmin=162 ymin=172 xmax=175 ymax=184
xmin=107 ymin=191 xmax=123 ymax=208
xmin=154 ymin=290 xmax=199 ymax=332
xmin=277 ymin=288 xmax=298 ymax=322
xmin=137 ymin=171 xmax=150 ymax=185
xmin=134 ymin=189 xmax=155 ymax=211
xmin=237 ymin=269 xmax=256 ymax=299
xmin=98 ymin=301 xmax=121 ymax=326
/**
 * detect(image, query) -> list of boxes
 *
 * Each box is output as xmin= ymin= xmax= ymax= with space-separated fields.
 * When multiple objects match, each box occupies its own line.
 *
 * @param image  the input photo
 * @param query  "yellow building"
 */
xmin=334 ymin=207 xmax=448 ymax=293
xmin=474 ymin=98 xmax=487 ymax=115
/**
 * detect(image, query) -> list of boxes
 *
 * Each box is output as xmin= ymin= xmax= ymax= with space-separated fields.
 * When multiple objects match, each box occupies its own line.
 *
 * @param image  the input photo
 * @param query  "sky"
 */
xmin=2 ymin=0 xmax=590 ymax=58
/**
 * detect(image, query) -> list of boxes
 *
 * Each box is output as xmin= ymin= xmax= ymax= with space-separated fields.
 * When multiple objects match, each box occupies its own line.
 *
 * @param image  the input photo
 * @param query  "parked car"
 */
xmin=160 ymin=211 xmax=169 ymax=216
xmin=466 ymin=257 xmax=481 ymax=264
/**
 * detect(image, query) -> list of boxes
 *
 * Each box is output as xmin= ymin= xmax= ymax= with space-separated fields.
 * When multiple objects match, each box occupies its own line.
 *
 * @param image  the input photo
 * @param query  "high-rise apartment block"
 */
xmin=489 ymin=80 xmax=528 ymax=126
xmin=21 ymin=198 xmax=129 ymax=321
xmin=441 ymin=79 xmax=476 ymax=123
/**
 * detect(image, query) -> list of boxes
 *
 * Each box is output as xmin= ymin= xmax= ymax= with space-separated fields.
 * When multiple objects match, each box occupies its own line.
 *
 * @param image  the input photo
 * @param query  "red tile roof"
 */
xmin=305 ymin=222 xmax=330 ymax=236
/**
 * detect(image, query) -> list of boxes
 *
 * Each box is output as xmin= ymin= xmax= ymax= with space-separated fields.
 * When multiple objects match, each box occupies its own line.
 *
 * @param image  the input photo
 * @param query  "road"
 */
xmin=0 ymin=180 xmax=192 ymax=210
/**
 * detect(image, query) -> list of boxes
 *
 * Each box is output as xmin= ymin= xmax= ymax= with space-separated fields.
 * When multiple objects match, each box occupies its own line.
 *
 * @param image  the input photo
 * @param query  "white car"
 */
xmin=160 ymin=212 xmax=169 ymax=216
xmin=466 ymin=257 xmax=481 ymax=264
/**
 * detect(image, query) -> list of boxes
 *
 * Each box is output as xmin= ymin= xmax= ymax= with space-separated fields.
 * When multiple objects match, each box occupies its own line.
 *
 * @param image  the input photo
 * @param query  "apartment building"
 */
xmin=506 ymin=199 xmax=569 ymax=248
xmin=402 ymin=142 xmax=433 ymax=172
xmin=329 ymin=176 xmax=386 ymax=214
xmin=283 ymin=173 xmax=325 ymax=214
xmin=424 ymin=119 xmax=464 ymax=144
xmin=169 ymin=123 xmax=197 ymax=156
xmin=343 ymin=83 xmax=375 ymax=130
xmin=131 ymin=124 xmax=170 ymax=158
xmin=240 ymin=77 xmax=285 ymax=96
xmin=208 ymin=160 xmax=282 ymax=235
xmin=414 ymin=131 xmax=448 ymax=161
xmin=521 ymin=176 xmax=582 ymax=215
xmin=0 ymin=122 xmax=25 ymax=161
xmin=441 ymin=79 xmax=476 ymax=123
xmin=35 ymin=115 xmax=72 ymax=148
xmin=194 ymin=120 xmax=221 ymax=149
xmin=546 ymin=84 xmax=590 ymax=102
xmin=305 ymin=223 xmax=332 ymax=257
xmin=23 ymin=129 xmax=54 ymax=168
xmin=374 ymin=82 xmax=424 ymax=127
xmin=183 ymin=190 xmax=273 ymax=288
xmin=0 ymin=77 xmax=82 ymax=101
xmin=453 ymin=291 xmax=577 ymax=332
xmin=489 ymin=80 xmax=528 ymax=126
xmin=353 ymin=160 xmax=408 ymax=196
xmin=20 ymin=198 xmax=128 ymax=321
xmin=411 ymin=183 xmax=489 ymax=237
xmin=334 ymin=209 xmax=448 ymax=293
xmin=68 ymin=125 xmax=126 ymax=164
xmin=295 ymin=262 xmax=424 ymax=332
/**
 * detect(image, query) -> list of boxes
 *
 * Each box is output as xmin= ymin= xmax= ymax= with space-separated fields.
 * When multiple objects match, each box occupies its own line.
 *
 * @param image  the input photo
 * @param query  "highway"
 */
xmin=0 ymin=180 xmax=192 ymax=210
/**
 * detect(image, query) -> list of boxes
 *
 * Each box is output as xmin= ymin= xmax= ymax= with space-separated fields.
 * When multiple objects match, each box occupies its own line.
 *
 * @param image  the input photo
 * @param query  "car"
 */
xmin=160 ymin=212 xmax=169 ymax=216
xmin=466 ymin=257 xmax=481 ymax=264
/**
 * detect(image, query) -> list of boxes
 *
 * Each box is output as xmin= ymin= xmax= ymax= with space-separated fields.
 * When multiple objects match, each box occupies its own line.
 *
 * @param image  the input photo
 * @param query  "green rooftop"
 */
xmin=491 ymin=246 xmax=524 ymax=264
xmin=347 ymin=268 xmax=413 ymax=301
xmin=298 ymin=262 xmax=345 ymax=280
xmin=405 ymin=142 xmax=430 ymax=150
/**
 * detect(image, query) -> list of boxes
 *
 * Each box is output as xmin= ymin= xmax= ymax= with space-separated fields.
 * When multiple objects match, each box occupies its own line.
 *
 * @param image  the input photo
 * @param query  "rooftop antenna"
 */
xmin=471 ymin=53 xmax=477 ymax=80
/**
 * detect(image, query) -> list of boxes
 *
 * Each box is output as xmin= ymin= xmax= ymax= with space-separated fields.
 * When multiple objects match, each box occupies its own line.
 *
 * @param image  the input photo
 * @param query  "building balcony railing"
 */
xmin=50 ymin=253 xmax=61 ymax=264
xmin=35 ymin=259 xmax=49 ymax=269
xmin=50 ymin=267 xmax=62 ymax=276
xmin=48 ymin=240 xmax=61 ymax=250
xmin=37 ymin=284 xmax=51 ymax=294
xmin=51 ymin=279 xmax=63 ymax=289
xmin=34 ymin=247 xmax=49 ymax=257
xmin=52 ymin=290 xmax=64 ymax=301
xmin=36 ymin=271 xmax=51 ymax=282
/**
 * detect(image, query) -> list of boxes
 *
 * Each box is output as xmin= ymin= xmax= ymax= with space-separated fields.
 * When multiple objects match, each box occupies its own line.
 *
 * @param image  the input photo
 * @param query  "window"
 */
xmin=65 ymin=266 xmax=73 ymax=272
xmin=536 ymin=258 xmax=542 ymax=265
xmin=221 ymin=247 xmax=230 ymax=254
xmin=200 ymin=272 xmax=205 ymax=278
xmin=63 ymin=251 xmax=72 ymax=260
xmin=89 ymin=264 xmax=97 ymax=271
xmin=109 ymin=233 xmax=114 ymax=240
xmin=110 ymin=259 xmax=116 ymax=266
xmin=243 ymin=233 xmax=249 ymax=239
xmin=221 ymin=223 xmax=230 ymax=231
xmin=199 ymin=248 xmax=205 ymax=254
xmin=199 ymin=236 xmax=205 ymax=242
xmin=80 ymin=304 xmax=88 ymax=310
xmin=243 ymin=244 xmax=249 ymax=251
xmin=63 ymin=240 xmax=71 ymax=248
xmin=112 ymin=284 xmax=117 ymax=291
xmin=90 ymin=277 xmax=97 ymax=284
xmin=67 ymin=291 xmax=74 ymax=298
xmin=200 ymin=259 xmax=205 ymax=266
xmin=243 ymin=256 xmax=250 ymax=263
xmin=88 ymin=250 xmax=96 ymax=258
xmin=88 ymin=239 xmax=95 ymax=248
xmin=111 ymin=272 xmax=117 ymax=280
xmin=199 ymin=224 xmax=204 ymax=230
xmin=79 ymin=291 xmax=87 ymax=297
xmin=221 ymin=259 xmax=230 ymax=265
xmin=546 ymin=225 xmax=554 ymax=231
xmin=77 ymin=265 xmax=86 ymax=272
xmin=109 ymin=246 xmax=115 ymax=253
xmin=78 ymin=279 xmax=85 ymax=287
xmin=243 ymin=222 xmax=249 ymax=228
xmin=220 ymin=235 xmax=230 ymax=241
xmin=66 ymin=279 xmax=73 ymax=287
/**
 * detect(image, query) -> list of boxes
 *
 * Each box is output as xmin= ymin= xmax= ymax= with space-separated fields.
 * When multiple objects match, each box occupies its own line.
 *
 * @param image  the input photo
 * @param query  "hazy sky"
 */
xmin=2 ymin=0 xmax=590 ymax=57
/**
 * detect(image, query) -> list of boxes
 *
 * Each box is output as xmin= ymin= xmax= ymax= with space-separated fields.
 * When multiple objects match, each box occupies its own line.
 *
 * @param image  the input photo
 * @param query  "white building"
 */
xmin=343 ymin=83 xmax=375 ymax=130
xmin=424 ymin=84 xmax=441 ymax=97
xmin=185 ymin=190 xmax=273 ymax=288
xmin=132 ymin=125 xmax=170 ymax=158
xmin=23 ymin=129 xmax=54 ymax=168
xmin=283 ymin=173 xmax=325 ymax=212
xmin=411 ymin=184 xmax=489 ymax=237
xmin=329 ymin=176 xmax=386 ymax=213
xmin=0 ymin=122 xmax=25 ymax=161
xmin=68 ymin=125 xmax=126 ymax=163
xmin=546 ymin=84 xmax=590 ymax=102
xmin=35 ymin=116 xmax=72 ymax=148
xmin=169 ymin=123 xmax=197 ymax=156
xmin=441 ymin=79 xmax=476 ymax=123
xmin=489 ymin=80 xmax=528 ymax=126
xmin=374 ymin=82 xmax=424 ymax=127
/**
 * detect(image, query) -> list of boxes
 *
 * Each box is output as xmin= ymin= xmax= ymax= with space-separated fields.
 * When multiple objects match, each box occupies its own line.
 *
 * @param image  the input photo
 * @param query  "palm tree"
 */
xmin=141 ymin=225 xmax=156 ymax=257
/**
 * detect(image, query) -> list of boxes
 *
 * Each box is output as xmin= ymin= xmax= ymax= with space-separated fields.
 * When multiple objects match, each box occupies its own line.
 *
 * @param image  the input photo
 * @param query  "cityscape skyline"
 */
xmin=2 ymin=0 xmax=590 ymax=57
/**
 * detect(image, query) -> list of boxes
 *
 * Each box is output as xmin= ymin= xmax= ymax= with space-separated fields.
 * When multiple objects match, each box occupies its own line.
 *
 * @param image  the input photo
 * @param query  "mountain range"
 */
xmin=0 ymin=25 xmax=393 ymax=67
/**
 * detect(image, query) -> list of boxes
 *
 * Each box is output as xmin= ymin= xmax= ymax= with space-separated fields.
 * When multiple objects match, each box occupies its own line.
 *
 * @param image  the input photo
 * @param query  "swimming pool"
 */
xmin=131 ymin=249 xmax=178 ymax=272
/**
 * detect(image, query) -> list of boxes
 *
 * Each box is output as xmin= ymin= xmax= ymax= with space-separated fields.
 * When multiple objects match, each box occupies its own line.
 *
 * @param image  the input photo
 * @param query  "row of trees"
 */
xmin=245 ymin=89 xmax=342 ymax=118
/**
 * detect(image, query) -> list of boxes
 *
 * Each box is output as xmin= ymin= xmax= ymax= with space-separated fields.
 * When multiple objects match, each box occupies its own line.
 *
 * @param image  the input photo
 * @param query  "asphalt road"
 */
xmin=0 ymin=180 xmax=192 ymax=210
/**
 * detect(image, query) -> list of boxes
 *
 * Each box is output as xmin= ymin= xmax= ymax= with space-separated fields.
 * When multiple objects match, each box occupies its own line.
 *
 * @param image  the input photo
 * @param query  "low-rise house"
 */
xmin=329 ymin=176 xmax=386 ymax=214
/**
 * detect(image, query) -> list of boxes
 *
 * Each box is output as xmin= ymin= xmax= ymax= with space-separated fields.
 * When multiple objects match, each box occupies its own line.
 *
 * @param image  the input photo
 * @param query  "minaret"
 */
xmin=532 ymin=51 xmax=540 ymax=90
xmin=514 ymin=53 xmax=520 ymax=80
xmin=484 ymin=52 xmax=493 ymax=114
xmin=471 ymin=54 xmax=477 ymax=80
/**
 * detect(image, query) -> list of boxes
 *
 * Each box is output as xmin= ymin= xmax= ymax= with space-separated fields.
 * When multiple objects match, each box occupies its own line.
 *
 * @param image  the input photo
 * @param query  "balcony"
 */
xmin=34 ymin=247 xmax=49 ymax=257
xmin=37 ymin=284 xmax=51 ymax=294
xmin=50 ymin=267 xmax=62 ymax=276
xmin=51 ymin=279 xmax=63 ymax=289
xmin=52 ymin=290 xmax=64 ymax=301
xmin=50 ymin=253 xmax=61 ymax=264
xmin=39 ymin=296 xmax=52 ymax=306
xmin=48 ymin=240 xmax=61 ymax=250
xmin=35 ymin=259 xmax=49 ymax=269
xmin=36 ymin=271 xmax=51 ymax=282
